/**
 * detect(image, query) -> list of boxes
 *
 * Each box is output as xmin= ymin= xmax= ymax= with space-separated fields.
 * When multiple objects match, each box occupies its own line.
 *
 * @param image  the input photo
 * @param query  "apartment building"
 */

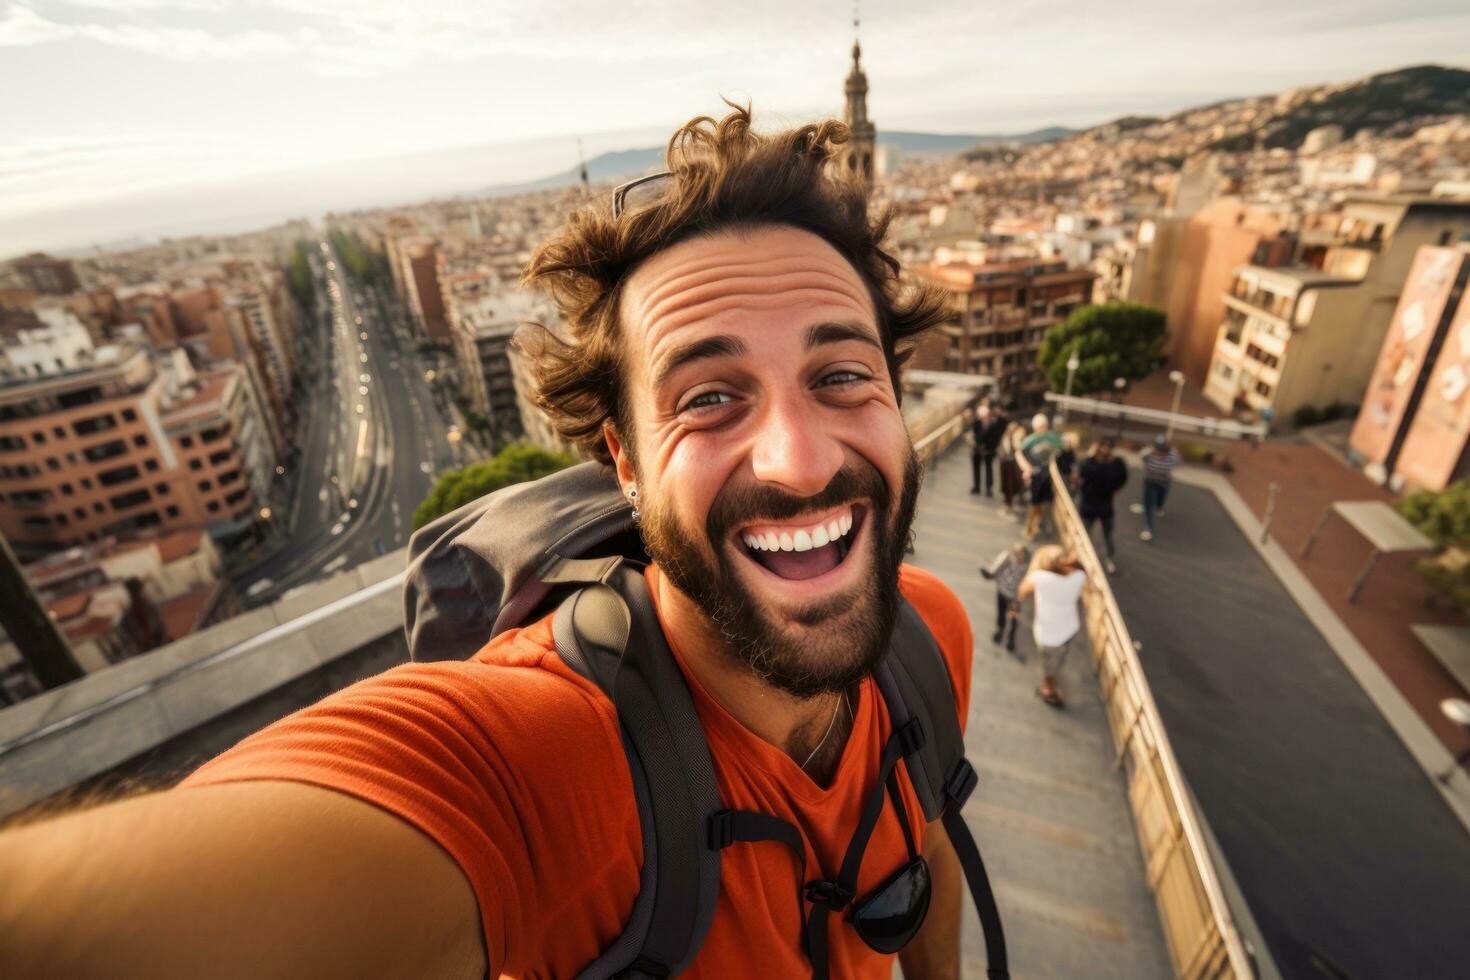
xmin=912 ymin=258 xmax=1095 ymax=404
xmin=1349 ymin=245 xmax=1470 ymax=491
xmin=449 ymin=289 xmax=553 ymax=440
xmin=0 ymin=326 xmax=269 ymax=555
xmin=1203 ymin=193 xmax=1470 ymax=418
xmin=9 ymin=252 xmax=82 ymax=296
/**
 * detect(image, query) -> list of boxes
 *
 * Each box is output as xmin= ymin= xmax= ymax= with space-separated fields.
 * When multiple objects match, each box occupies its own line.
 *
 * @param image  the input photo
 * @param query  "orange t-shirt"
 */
xmin=184 ymin=563 xmax=972 ymax=978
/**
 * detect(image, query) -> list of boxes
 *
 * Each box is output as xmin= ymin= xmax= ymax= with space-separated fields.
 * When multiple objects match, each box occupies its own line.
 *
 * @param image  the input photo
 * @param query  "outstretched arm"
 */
xmin=0 ymin=781 xmax=485 ymax=979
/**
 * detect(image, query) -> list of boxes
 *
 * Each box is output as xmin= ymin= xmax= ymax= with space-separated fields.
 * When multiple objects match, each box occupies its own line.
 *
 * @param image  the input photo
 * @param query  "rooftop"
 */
xmin=1238 ymin=264 xmax=1359 ymax=291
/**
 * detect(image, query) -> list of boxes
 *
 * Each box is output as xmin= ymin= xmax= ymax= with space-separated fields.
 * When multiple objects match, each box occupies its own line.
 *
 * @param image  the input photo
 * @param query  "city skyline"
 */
xmin=4 ymin=0 xmax=1469 ymax=254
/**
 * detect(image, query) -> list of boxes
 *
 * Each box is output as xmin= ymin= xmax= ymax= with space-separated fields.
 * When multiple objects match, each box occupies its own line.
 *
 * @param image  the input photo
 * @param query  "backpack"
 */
xmin=403 ymin=462 xmax=1008 ymax=979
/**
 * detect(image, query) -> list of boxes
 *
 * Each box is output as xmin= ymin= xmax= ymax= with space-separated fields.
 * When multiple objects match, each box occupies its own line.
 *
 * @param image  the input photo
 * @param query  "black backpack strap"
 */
xmin=877 ymin=600 xmax=1010 ymax=979
xmin=551 ymin=562 xmax=724 ymax=979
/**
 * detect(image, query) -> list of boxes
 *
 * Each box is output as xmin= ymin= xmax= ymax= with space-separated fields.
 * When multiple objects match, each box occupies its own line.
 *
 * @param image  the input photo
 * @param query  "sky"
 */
xmin=3 ymin=0 xmax=1469 ymax=256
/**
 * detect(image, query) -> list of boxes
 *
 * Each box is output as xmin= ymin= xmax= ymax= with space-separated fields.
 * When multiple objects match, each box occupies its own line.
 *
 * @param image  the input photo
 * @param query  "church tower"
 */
xmin=842 ymin=14 xmax=876 ymax=190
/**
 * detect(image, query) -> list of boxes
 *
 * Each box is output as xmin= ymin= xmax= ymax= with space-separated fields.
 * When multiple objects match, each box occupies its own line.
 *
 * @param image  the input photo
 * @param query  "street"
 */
xmin=235 ymin=237 xmax=458 ymax=605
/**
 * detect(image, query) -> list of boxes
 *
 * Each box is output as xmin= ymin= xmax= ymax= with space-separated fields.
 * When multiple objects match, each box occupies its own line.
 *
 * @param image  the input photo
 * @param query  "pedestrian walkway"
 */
xmin=909 ymin=449 xmax=1172 ymax=980
xmin=1100 ymin=473 xmax=1470 ymax=980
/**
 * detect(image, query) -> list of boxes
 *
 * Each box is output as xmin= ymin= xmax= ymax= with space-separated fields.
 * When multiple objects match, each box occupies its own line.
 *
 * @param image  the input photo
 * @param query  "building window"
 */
xmin=45 ymin=457 xmax=60 ymax=471
xmin=97 ymin=463 xmax=141 ymax=487
xmin=144 ymin=459 xmax=159 ymax=472
xmin=198 ymin=480 xmax=213 ymax=492
xmin=165 ymin=505 xmax=180 ymax=518
xmin=1255 ymin=380 xmax=1272 ymax=397
xmin=82 ymin=439 xmax=128 ymax=463
xmin=1215 ymin=362 xmax=1235 ymax=381
xmin=72 ymin=413 xmax=118 ymax=437
xmin=73 ymin=507 xmax=85 ymax=519
xmin=122 ymin=408 xmax=138 ymax=422
xmin=180 ymin=436 xmax=194 ymax=448
xmin=22 ymin=515 xmax=52 ymax=528
xmin=208 ymin=450 xmax=232 ymax=466
xmin=109 ymin=488 xmax=152 ymax=510
xmin=155 ymin=483 xmax=169 ymax=494
xmin=92 ymin=502 xmax=105 ymax=514
xmin=207 ymin=501 xmax=220 ymax=513
xmin=189 ymin=459 xmax=203 ymax=471
xmin=60 ymin=482 xmax=73 ymax=495
xmin=53 ymin=426 xmax=65 ymax=440
xmin=132 ymin=435 xmax=147 ymax=448
xmin=0 ymin=435 xmax=25 ymax=452
xmin=32 ymin=431 xmax=46 ymax=444
xmin=56 ymin=513 xmax=69 ymax=527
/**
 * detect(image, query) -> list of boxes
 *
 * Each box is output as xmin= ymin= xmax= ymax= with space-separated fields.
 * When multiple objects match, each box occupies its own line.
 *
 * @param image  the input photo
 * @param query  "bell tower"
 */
xmin=842 ymin=9 xmax=876 ymax=189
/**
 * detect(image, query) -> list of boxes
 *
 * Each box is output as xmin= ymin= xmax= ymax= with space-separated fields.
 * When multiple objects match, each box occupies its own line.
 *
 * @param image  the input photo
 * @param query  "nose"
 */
xmin=749 ymin=390 xmax=845 ymax=496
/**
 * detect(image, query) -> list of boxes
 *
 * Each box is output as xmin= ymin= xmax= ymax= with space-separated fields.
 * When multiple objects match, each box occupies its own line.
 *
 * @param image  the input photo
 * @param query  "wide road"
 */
xmin=236 ymin=237 xmax=458 ymax=604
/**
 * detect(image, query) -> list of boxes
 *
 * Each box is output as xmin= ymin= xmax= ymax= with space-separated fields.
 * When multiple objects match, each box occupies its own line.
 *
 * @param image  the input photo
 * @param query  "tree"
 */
xmin=1037 ymin=302 xmax=1166 ymax=396
xmin=412 ymin=443 xmax=575 ymax=529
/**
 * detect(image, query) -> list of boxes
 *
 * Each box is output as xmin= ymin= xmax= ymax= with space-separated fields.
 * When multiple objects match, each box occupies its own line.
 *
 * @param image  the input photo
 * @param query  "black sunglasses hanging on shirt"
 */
xmin=709 ymin=719 xmax=938 ymax=978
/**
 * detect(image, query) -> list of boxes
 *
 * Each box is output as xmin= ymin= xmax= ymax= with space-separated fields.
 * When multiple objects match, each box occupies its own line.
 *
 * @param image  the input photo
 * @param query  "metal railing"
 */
xmin=1049 ymin=459 xmax=1255 ymax=980
xmin=1043 ymin=393 xmax=1268 ymax=441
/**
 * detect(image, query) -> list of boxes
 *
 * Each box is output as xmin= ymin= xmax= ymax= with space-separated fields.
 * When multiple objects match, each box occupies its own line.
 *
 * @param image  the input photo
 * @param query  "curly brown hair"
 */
xmin=518 ymin=104 xmax=948 ymax=465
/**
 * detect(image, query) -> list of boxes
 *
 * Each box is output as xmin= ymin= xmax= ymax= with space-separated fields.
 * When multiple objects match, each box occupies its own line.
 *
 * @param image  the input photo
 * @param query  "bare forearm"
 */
xmin=899 ymin=824 xmax=962 ymax=980
xmin=0 ymin=782 xmax=483 ymax=979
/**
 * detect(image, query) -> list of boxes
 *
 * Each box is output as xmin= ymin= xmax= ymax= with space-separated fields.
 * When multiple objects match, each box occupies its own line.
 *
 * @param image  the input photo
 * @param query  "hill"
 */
xmin=475 ymin=125 xmax=1073 ymax=198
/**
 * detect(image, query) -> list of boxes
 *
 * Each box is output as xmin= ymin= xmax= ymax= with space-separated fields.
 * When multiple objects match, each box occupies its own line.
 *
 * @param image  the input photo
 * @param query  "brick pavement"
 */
xmin=1219 ymin=440 xmax=1470 ymax=762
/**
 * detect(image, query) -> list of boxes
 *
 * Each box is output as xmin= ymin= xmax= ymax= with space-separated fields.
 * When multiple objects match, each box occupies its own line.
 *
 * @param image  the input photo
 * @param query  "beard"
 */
xmin=638 ymin=450 xmax=922 ymax=700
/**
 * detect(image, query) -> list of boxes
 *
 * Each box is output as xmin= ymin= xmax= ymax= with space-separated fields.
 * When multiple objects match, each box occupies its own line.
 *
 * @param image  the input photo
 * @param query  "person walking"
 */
xmin=1136 ymin=435 xmax=1181 ymax=542
xmin=969 ymin=401 xmax=1007 ymax=496
xmin=979 ymin=542 xmax=1029 ymax=653
xmin=1077 ymin=438 xmax=1127 ymax=573
xmin=1016 ymin=413 xmax=1064 ymax=540
xmin=998 ymin=419 xmax=1027 ymax=518
xmin=1017 ymin=546 xmax=1087 ymax=707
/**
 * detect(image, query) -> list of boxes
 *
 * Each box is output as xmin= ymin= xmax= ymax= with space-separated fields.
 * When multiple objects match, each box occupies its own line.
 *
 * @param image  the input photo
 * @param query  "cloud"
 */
xmin=1 ymin=3 xmax=294 ymax=59
xmin=0 ymin=3 xmax=72 ymax=44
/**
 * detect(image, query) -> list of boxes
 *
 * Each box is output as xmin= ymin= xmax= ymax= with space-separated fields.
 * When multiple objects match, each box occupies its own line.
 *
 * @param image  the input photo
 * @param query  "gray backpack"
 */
xmin=403 ymin=462 xmax=1008 ymax=979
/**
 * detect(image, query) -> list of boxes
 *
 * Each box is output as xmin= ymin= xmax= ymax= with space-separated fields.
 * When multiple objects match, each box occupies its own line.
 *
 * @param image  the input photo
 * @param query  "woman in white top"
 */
xmin=1017 ymin=545 xmax=1087 ymax=707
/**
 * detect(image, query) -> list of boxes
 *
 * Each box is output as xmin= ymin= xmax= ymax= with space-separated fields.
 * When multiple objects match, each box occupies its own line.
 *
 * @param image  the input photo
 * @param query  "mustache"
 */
xmin=705 ymin=462 xmax=892 ymax=542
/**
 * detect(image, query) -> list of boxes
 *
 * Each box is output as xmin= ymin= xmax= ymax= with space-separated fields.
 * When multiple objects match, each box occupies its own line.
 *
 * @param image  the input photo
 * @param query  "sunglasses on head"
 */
xmin=612 ymin=170 xmax=675 ymax=218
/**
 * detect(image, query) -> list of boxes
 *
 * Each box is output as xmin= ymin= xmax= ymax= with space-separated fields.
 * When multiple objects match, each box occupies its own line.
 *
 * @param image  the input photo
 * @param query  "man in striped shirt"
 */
xmin=1138 ymin=435 xmax=1180 ymax=542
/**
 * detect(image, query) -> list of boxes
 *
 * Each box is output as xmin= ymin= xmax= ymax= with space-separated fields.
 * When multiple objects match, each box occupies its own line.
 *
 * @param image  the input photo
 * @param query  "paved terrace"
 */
xmin=0 ymin=445 xmax=1178 ymax=980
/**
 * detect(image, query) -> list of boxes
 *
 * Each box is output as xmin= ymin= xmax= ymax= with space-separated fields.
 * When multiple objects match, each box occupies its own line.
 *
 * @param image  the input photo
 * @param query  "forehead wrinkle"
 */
xmin=650 ymin=286 xmax=878 ymax=342
xmin=641 ymin=266 xmax=873 ymax=328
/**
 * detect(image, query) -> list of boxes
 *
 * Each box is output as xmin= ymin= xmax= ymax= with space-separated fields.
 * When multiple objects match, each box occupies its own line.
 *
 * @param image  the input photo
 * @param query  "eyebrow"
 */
xmin=652 ymin=321 xmax=883 ymax=392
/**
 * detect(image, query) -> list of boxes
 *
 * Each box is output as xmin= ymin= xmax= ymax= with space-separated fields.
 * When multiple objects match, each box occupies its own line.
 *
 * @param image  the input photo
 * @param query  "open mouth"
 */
xmin=736 ymin=504 xmax=867 ymax=581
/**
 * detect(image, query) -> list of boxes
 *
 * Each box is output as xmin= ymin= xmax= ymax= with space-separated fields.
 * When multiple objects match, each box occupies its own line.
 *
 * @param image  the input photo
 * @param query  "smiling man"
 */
xmin=0 ymin=108 xmax=992 ymax=979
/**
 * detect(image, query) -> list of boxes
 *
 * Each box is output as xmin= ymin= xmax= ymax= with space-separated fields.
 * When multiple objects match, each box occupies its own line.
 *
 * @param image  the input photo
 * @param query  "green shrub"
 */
xmin=1037 ymin=302 xmax=1166 ymax=396
xmin=412 ymin=443 xmax=574 ymax=529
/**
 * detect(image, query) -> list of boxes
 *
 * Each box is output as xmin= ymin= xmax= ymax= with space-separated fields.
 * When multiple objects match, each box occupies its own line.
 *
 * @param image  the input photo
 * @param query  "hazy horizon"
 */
xmin=5 ymin=0 xmax=1470 ymax=257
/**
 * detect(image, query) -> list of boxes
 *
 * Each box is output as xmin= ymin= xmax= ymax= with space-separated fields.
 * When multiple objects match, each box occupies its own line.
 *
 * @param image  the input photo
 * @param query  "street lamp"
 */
xmin=1438 ymin=698 xmax=1470 ymax=784
xmin=1164 ymin=370 xmax=1186 ymax=444
xmin=1061 ymin=350 xmax=1081 ymax=425
xmin=1113 ymin=376 xmax=1127 ymax=440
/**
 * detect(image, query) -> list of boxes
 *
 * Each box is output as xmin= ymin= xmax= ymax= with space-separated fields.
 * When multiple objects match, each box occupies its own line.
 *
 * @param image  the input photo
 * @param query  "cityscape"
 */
xmin=3 ymin=4 xmax=1470 ymax=978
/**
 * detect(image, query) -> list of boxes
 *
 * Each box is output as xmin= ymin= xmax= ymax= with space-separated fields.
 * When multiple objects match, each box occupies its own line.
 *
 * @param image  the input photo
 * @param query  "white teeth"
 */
xmin=812 ymin=524 xmax=829 ymax=547
xmin=744 ymin=534 xmax=762 ymax=551
xmin=793 ymin=529 xmax=813 ymax=551
xmin=778 ymin=532 xmax=794 ymax=552
xmin=762 ymin=532 xmax=776 ymax=551
xmin=828 ymin=518 xmax=843 ymax=541
xmin=840 ymin=512 xmax=853 ymax=534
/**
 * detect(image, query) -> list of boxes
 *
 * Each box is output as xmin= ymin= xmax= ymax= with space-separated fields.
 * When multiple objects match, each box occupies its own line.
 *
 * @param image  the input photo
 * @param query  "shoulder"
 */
xmin=899 ymin=565 xmax=973 ymax=726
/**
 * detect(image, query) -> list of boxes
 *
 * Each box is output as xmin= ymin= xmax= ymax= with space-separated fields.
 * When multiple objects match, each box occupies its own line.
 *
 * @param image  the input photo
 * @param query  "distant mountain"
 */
xmin=474 ymin=126 xmax=1075 ymax=198
xmin=1212 ymin=64 xmax=1470 ymax=151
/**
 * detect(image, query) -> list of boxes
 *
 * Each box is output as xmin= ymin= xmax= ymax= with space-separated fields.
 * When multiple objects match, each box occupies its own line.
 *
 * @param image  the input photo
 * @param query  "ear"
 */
xmin=603 ymin=423 xmax=637 ymax=494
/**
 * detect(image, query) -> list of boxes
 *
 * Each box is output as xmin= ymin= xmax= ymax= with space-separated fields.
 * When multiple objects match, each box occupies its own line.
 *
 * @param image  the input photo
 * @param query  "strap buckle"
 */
xmin=804 ymin=879 xmax=856 ymax=911
xmin=944 ymin=758 xmax=979 ymax=809
xmin=896 ymin=717 xmax=927 ymax=757
xmin=707 ymin=810 xmax=734 ymax=850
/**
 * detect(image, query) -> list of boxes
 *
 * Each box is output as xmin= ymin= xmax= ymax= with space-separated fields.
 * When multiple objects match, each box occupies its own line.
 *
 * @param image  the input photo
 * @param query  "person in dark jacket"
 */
xmin=968 ymin=401 xmax=1008 ymax=496
xmin=1077 ymin=438 xmax=1128 ymax=573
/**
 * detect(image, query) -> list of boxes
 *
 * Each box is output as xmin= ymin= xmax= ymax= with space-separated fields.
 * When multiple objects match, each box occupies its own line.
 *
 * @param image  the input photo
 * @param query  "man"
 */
xmin=1136 ymin=435 xmax=1181 ymax=542
xmin=0 ymin=110 xmax=974 ymax=979
xmin=1016 ymin=413 xmax=1064 ymax=540
xmin=968 ymin=400 xmax=1007 ymax=496
xmin=1016 ymin=547 xmax=1086 ymax=708
xmin=1077 ymin=438 xmax=1127 ymax=573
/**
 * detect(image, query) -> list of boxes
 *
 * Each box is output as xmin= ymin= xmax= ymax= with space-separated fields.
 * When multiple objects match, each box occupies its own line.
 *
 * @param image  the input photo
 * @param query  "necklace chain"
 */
xmin=799 ymin=691 xmax=850 ymax=772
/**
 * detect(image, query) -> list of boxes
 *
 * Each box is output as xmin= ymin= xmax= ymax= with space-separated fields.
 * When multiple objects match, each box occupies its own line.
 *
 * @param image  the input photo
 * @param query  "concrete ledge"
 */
xmin=0 ymin=549 xmax=411 ymax=818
